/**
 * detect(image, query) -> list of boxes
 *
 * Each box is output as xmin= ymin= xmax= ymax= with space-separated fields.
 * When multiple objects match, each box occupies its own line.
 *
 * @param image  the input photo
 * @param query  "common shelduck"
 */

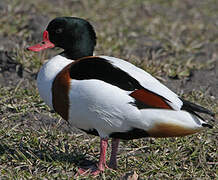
xmin=27 ymin=17 xmax=214 ymax=176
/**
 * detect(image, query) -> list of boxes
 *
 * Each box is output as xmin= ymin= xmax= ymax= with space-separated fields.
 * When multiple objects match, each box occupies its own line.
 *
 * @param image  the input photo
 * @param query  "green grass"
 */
xmin=0 ymin=0 xmax=217 ymax=179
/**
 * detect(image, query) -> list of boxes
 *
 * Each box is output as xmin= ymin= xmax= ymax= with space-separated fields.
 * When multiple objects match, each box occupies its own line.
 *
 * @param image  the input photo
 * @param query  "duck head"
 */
xmin=28 ymin=17 xmax=96 ymax=60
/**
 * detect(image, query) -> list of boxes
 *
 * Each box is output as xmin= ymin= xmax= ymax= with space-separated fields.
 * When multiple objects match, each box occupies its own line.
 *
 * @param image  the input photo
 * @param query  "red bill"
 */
xmin=27 ymin=30 xmax=55 ymax=51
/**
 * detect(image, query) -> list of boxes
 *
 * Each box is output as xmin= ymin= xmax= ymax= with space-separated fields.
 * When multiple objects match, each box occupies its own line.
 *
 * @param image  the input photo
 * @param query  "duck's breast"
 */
xmin=37 ymin=55 xmax=73 ymax=109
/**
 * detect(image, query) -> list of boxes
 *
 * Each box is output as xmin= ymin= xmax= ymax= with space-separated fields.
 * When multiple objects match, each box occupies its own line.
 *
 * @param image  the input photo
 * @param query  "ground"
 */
xmin=0 ymin=0 xmax=217 ymax=179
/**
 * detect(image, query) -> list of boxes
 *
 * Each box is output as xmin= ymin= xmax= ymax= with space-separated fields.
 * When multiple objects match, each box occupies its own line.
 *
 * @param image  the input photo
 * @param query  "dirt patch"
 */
xmin=0 ymin=51 xmax=36 ymax=87
xmin=165 ymin=61 xmax=218 ymax=99
xmin=183 ymin=64 xmax=218 ymax=97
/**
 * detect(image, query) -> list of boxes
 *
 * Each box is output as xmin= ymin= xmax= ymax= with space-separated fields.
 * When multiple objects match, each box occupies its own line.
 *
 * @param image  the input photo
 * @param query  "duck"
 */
xmin=27 ymin=17 xmax=214 ymax=176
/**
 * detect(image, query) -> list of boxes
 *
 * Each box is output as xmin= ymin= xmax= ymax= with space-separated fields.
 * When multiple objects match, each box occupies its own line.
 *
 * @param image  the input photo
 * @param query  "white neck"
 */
xmin=37 ymin=55 xmax=73 ymax=109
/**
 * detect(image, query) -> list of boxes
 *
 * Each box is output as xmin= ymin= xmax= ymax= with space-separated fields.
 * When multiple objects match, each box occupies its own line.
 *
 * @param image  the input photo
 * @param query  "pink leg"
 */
xmin=98 ymin=138 xmax=108 ymax=171
xmin=77 ymin=138 xmax=108 ymax=176
xmin=108 ymin=138 xmax=120 ymax=169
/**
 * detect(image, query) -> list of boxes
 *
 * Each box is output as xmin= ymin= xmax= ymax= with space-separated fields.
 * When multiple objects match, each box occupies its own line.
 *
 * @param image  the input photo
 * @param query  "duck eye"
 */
xmin=55 ymin=28 xmax=63 ymax=34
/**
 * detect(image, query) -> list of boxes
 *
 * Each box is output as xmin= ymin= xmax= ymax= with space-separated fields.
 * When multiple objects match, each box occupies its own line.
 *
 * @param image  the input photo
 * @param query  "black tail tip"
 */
xmin=210 ymin=112 xmax=215 ymax=117
xmin=202 ymin=123 xmax=213 ymax=129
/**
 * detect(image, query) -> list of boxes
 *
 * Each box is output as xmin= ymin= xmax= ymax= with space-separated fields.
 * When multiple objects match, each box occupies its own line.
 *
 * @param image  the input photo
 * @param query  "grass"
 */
xmin=0 ymin=0 xmax=217 ymax=179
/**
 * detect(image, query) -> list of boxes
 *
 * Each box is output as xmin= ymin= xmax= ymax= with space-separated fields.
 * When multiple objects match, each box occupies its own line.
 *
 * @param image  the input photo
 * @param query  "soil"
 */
xmin=166 ymin=63 xmax=218 ymax=99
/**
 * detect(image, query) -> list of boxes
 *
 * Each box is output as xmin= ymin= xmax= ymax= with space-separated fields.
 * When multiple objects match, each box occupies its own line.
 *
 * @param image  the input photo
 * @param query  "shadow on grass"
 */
xmin=0 ymin=137 xmax=97 ymax=171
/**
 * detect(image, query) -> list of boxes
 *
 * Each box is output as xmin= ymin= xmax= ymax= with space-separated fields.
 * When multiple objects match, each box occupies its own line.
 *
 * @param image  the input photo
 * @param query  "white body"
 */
xmin=37 ymin=55 xmax=205 ymax=138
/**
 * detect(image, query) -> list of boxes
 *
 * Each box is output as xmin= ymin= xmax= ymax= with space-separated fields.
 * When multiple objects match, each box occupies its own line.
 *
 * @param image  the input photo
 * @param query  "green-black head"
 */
xmin=28 ymin=17 xmax=97 ymax=60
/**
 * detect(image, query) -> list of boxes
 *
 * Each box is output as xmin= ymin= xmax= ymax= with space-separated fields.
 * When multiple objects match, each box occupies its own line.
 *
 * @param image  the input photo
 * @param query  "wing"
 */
xmin=69 ymin=56 xmax=182 ymax=110
xmin=100 ymin=56 xmax=183 ymax=110
xmin=99 ymin=56 xmax=214 ymax=120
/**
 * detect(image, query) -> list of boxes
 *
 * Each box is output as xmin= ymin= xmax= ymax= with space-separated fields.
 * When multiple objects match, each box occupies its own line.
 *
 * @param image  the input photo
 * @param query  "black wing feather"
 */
xmin=69 ymin=57 xmax=142 ymax=91
xmin=180 ymin=98 xmax=214 ymax=128
xmin=180 ymin=98 xmax=215 ymax=117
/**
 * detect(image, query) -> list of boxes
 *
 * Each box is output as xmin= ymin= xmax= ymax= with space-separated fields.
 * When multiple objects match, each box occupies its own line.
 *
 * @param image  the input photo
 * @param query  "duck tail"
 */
xmin=180 ymin=98 xmax=215 ymax=128
xmin=139 ymin=109 xmax=208 ymax=137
